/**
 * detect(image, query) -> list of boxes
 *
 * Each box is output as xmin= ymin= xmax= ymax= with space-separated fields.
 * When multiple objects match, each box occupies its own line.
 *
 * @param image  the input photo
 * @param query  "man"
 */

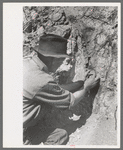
xmin=23 ymin=34 xmax=100 ymax=145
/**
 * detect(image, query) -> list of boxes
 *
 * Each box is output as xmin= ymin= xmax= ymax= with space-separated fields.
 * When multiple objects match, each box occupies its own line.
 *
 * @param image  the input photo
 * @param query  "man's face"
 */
xmin=44 ymin=55 xmax=75 ymax=84
xmin=49 ymin=57 xmax=65 ymax=72
xmin=38 ymin=52 xmax=66 ymax=72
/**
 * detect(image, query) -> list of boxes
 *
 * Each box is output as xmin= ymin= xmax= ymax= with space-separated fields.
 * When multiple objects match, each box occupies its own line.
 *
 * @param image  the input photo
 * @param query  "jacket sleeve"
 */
xmin=34 ymin=81 xmax=75 ymax=109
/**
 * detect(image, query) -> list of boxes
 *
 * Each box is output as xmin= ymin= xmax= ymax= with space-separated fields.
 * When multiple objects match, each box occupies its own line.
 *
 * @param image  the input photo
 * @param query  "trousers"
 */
xmin=23 ymin=105 xmax=69 ymax=145
xmin=23 ymin=126 xmax=68 ymax=145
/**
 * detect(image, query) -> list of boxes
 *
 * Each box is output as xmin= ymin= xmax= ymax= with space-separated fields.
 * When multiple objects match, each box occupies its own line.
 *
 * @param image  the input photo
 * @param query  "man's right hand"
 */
xmin=70 ymin=70 xmax=100 ymax=108
xmin=84 ymin=71 xmax=100 ymax=91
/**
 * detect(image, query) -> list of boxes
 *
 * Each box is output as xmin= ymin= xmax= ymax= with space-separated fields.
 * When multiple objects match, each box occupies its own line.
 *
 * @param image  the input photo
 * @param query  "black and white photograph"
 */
xmin=3 ymin=2 xmax=121 ymax=148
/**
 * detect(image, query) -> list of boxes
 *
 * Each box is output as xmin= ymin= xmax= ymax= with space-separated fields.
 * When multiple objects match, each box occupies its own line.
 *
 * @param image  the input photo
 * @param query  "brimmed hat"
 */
xmin=33 ymin=34 xmax=70 ymax=58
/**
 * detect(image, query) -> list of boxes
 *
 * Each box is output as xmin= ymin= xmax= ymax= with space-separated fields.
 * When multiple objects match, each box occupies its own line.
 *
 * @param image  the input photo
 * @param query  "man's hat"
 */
xmin=33 ymin=34 xmax=70 ymax=58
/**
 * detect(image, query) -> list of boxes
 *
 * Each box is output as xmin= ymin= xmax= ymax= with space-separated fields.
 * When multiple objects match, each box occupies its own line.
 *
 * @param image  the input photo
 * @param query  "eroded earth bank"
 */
xmin=23 ymin=6 xmax=118 ymax=145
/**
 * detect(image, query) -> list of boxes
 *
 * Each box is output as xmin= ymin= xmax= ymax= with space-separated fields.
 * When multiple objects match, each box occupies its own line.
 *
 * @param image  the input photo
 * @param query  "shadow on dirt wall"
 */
xmin=63 ymin=82 xmax=100 ymax=143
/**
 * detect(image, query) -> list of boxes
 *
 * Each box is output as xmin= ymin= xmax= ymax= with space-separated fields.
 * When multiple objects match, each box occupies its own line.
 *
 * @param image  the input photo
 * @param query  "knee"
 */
xmin=44 ymin=128 xmax=69 ymax=145
xmin=61 ymin=129 xmax=68 ymax=139
xmin=57 ymin=129 xmax=68 ymax=145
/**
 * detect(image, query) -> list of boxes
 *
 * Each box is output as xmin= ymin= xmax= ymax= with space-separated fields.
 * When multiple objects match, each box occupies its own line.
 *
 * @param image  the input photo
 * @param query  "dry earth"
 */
xmin=23 ymin=6 xmax=118 ymax=145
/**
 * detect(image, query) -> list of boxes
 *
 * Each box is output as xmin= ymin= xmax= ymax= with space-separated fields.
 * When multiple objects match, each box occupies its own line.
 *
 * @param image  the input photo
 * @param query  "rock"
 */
xmin=50 ymin=11 xmax=63 ymax=22
xmin=46 ymin=25 xmax=71 ymax=38
xmin=37 ymin=26 xmax=45 ymax=36
xmin=49 ymin=9 xmax=66 ymax=25
xmin=67 ymin=38 xmax=77 ymax=55
xmin=43 ymin=20 xmax=54 ymax=27
xmin=71 ymin=28 xmax=79 ymax=39
xmin=23 ymin=21 xmax=32 ymax=33
xmin=97 ymin=33 xmax=107 ymax=45
xmin=45 ymin=26 xmax=56 ymax=33
xmin=31 ymin=11 xmax=38 ymax=20
xmin=57 ymin=16 xmax=66 ymax=25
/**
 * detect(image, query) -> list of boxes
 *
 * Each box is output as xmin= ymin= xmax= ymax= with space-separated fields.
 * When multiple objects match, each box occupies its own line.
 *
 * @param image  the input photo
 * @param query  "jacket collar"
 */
xmin=24 ymin=51 xmax=49 ymax=73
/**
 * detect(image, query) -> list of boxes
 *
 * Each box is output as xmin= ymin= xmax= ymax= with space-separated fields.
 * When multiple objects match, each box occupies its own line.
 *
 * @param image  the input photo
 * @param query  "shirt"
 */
xmin=23 ymin=51 xmax=75 ymax=128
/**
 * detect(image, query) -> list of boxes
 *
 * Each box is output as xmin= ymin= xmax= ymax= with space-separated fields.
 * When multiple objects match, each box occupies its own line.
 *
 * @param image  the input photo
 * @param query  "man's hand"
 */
xmin=70 ymin=70 xmax=100 ymax=108
xmin=84 ymin=70 xmax=100 ymax=91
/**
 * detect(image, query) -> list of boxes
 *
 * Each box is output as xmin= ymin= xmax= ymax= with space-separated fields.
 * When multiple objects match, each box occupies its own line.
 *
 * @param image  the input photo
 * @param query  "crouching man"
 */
xmin=23 ymin=34 xmax=100 ymax=145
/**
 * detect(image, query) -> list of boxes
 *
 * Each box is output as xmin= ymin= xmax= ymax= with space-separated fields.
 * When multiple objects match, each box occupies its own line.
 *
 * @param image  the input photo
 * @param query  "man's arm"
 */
xmin=60 ymin=70 xmax=94 ymax=93
xmin=34 ymin=71 xmax=100 ymax=110
xmin=69 ymin=75 xmax=100 ymax=108
xmin=60 ymin=80 xmax=84 ymax=93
